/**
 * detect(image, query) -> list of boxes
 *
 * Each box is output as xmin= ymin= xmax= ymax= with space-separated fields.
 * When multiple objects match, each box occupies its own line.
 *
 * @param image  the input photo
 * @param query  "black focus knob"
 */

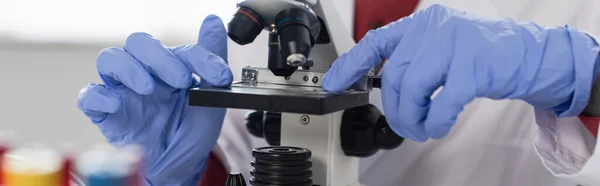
xmin=244 ymin=111 xmax=282 ymax=146
xmin=245 ymin=111 xmax=265 ymax=138
xmin=226 ymin=172 xmax=247 ymax=186
xmin=263 ymin=112 xmax=281 ymax=146
xmin=340 ymin=105 xmax=378 ymax=157
xmin=375 ymin=116 xmax=404 ymax=150
xmin=341 ymin=104 xmax=404 ymax=157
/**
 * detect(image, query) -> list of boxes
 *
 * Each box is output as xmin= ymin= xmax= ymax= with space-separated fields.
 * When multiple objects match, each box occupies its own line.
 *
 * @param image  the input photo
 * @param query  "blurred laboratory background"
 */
xmin=0 ymin=0 xmax=240 ymax=147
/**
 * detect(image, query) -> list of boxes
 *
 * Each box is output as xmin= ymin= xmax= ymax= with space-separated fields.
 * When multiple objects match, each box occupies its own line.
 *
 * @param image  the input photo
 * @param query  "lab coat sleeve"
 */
xmin=533 ymin=111 xmax=599 ymax=185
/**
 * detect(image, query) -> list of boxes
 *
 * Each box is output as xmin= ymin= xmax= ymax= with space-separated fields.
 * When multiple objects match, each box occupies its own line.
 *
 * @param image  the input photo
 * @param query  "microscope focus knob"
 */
xmin=375 ymin=116 xmax=404 ymax=150
xmin=263 ymin=112 xmax=281 ymax=146
xmin=341 ymin=104 xmax=404 ymax=157
xmin=245 ymin=111 xmax=282 ymax=146
xmin=245 ymin=111 xmax=265 ymax=138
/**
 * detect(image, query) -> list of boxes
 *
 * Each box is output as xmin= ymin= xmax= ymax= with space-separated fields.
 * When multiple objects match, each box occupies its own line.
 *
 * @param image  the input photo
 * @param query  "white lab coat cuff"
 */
xmin=534 ymin=109 xmax=599 ymax=185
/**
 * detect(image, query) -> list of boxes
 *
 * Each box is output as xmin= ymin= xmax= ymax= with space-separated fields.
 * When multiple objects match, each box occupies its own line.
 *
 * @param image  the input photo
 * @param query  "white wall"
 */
xmin=0 ymin=40 xmax=109 ymax=148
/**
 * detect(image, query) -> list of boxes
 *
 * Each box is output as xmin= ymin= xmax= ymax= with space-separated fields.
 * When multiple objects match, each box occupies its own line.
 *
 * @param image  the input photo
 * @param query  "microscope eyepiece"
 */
xmin=228 ymin=6 xmax=265 ymax=45
xmin=275 ymin=8 xmax=314 ymax=67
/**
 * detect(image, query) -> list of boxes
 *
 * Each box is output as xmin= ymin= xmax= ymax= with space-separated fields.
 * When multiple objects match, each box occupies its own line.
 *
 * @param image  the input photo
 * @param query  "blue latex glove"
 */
xmin=77 ymin=15 xmax=233 ymax=185
xmin=323 ymin=4 xmax=600 ymax=142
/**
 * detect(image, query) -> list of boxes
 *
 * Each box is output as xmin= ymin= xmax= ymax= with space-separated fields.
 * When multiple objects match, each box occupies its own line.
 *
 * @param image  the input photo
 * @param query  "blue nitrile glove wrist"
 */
xmin=517 ymin=25 xmax=600 ymax=117
xmin=322 ymin=4 xmax=600 ymax=142
xmin=563 ymin=32 xmax=600 ymax=116
xmin=77 ymin=15 xmax=232 ymax=185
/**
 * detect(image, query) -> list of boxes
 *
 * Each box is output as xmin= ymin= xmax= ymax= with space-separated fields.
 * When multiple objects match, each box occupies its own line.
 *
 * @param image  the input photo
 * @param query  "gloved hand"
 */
xmin=323 ymin=4 xmax=600 ymax=142
xmin=77 ymin=15 xmax=233 ymax=185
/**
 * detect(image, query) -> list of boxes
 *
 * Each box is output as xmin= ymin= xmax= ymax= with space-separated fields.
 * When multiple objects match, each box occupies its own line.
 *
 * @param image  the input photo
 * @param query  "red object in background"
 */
xmin=0 ymin=146 xmax=8 ymax=185
xmin=353 ymin=0 xmax=419 ymax=42
xmin=199 ymin=152 xmax=228 ymax=186
xmin=579 ymin=116 xmax=600 ymax=138
xmin=354 ymin=0 xmax=419 ymax=73
xmin=61 ymin=156 xmax=73 ymax=186
xmin=127 ymin=156 xmax=144 ymax=186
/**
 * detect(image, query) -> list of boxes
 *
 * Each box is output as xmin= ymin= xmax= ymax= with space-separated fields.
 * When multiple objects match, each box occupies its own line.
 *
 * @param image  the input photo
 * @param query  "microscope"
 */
xmin=189 ymin=0 xmax=404 ymax=185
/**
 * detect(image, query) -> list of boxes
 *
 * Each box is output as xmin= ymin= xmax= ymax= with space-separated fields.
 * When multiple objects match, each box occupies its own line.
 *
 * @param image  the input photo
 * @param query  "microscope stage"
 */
xmin=188 ymin=82 xmax=370 ymax=115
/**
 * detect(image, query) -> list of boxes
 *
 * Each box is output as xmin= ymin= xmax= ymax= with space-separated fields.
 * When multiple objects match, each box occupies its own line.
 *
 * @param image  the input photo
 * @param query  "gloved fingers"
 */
xmin=377 ymin=18 xmax=439 ymax=141
xmin=170 ymin=15 xmax=232 ymax=87
xmin=383 ymin=5 xmax=467 ymax=141
xmin=96 ymin=47 xmax=155 ymax=95
xmin=380 ymin=61 xmax=412 ymax=139
xmin=322 ymin=15 xmax=415 ymax=92
xmin=146 ymin=106 xmax=225 ymax=184
xmin=397 ymin=24 xmax=454 ymax=128
xmin=77 ymin=83 xmax=122 ymax=123
xmin=395 ymin=61 xmax=445 ymax=142
xmin=424 ymin=86 xmax=470 ymax=139
xmin=372 ymin=15 xmax=434 ymax=142
xmin=123 ymin=32 xmax=193 ymax=89
xmin=176 ymin=46 xmax=233 ymax=87
xmin=197 ymin=15 xmax=228 ymax=61
xmin=424 ymin=58 xmax=476 ymax=139
xmin=381 ymin=59 xmax=429 ymax=142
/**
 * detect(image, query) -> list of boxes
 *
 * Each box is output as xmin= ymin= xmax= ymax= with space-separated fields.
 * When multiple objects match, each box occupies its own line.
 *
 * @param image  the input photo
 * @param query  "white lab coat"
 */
xmin=216 ymin=0 xmax=600 ymax=185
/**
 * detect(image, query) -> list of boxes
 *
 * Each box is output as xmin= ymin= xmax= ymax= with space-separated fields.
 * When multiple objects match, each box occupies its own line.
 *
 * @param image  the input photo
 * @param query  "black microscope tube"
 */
xmin=268 ymin=32 xmax=297 ymax=76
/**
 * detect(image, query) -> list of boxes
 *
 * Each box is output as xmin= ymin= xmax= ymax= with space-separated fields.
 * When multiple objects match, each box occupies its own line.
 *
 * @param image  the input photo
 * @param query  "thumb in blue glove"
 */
xmin=323 ymin=4 xmax=600 ymax=142
xmin=77 ymin=15 xmax=232 ymax=185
